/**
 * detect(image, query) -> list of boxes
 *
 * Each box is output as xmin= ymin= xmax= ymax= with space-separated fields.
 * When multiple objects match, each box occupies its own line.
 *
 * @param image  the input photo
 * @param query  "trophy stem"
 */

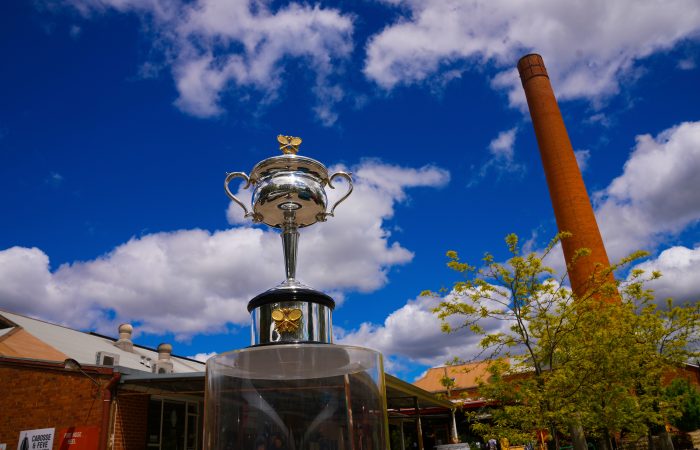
xmin=281 ymin=210 xmax=299 ymax=281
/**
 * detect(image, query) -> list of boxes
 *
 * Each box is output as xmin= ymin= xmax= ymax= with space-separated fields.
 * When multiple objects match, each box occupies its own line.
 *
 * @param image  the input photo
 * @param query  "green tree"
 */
xmin=622 ymin=297 xmax=699 ymax=450
xmin=439 ymin=368 xmax=457 ymax=397
xmin=426 ymin=233 xmax=616 ymax=448
xmin=665 ymin=378 xmax=700 ymax=432
xmin=426 ymin=233 xmax=699 ymax=450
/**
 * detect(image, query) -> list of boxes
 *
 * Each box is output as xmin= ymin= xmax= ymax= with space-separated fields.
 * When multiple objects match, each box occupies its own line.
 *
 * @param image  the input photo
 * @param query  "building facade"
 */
xmin=1 ymin=309 xmax=455 ymax=450
xmin=0 ymin=309 xmax=206 ymax=450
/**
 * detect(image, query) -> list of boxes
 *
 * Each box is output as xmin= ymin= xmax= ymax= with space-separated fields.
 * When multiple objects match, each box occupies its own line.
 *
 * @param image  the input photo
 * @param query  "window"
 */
xmin=147 ymin=397 xmax=201 ymax=450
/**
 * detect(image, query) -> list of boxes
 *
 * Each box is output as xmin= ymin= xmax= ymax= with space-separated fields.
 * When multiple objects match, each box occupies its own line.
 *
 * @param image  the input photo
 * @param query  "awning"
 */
xmin=119 ymin=371 xmax=454 ymax=413
xmin=385 ymin=373 xmax=454 ymax=411
xmin=120 ymin=371 xmax=206 ymax=396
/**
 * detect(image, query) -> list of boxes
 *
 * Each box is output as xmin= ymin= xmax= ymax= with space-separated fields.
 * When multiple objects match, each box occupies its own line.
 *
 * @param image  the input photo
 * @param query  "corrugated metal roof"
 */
xmin=0 ymin=309 xmax=204 ymax=374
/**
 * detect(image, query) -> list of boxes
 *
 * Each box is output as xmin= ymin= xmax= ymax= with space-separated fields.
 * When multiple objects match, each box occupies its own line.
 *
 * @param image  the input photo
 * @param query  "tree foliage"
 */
xmin=665 ymin=378 xmax=700 ymax=432
xmin=425 ymin=233 xmax=700 ymax=446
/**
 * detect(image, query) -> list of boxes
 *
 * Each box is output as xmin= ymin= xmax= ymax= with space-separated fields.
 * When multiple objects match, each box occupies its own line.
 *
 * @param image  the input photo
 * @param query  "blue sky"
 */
xmin=1 ymin=0 xmax=700 ymax=380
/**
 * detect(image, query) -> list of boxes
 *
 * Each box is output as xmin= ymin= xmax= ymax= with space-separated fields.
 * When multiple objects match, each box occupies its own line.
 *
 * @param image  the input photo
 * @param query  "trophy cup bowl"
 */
xmin=225 ymin=149 xmax=352 ymax=228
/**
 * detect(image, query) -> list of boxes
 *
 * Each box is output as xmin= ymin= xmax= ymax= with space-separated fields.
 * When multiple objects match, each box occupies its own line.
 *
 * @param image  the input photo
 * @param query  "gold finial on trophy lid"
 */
xmin=277 ymin=135 xmax=302 ymax=155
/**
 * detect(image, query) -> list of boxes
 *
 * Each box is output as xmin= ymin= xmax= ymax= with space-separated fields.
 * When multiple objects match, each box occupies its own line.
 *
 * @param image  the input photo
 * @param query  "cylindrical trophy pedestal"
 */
xmin=204 ymin=344 xmax=389 ymax=450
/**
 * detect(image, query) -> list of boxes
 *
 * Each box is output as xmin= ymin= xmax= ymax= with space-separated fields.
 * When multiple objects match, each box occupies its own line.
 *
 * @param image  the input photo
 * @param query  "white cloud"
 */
xmin=631 ymin=246 xmax=700 ymax=304
xmin=45 ymin=172 xmax=64 ymax=187
xmin=678 ymin=57 xmax=697 ymax=70
xmin=0 ymin=160 xmax=449 ymax=339
xmin=69 ymin=25 xmax=82 ymax=38
xmin=0 ymin=247 xmax=54 ymax=309
xmin=228 ymin=160 xmax=450 ymax=292
xmin=469 ymin=127 xmax=522 ymax=186
xmin=189 ymin=351 xmax=217 ymax=362
xmin=586 ymin=113 xmax=612 ymax=128
xmin=338 ymin=290 xmax=513 ymax=368
xmin=595 ymin=121 xmax=700 ymax=261
xmin=364 ymin=0 xmax=700 ymax=107
xmin=574 ymin=149 xmax=590 ymax=172
xmin=64 ymin=0 xmax=354 ymax=125
xmin=489 ymin=128 xmax=517 ymax=161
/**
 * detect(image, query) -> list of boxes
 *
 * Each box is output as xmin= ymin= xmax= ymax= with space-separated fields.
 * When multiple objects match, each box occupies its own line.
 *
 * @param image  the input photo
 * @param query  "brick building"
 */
xmin=1 ymin=309 xmax=455 ymax=450
xmin=0 ymin=309 xmax=206 ymax=450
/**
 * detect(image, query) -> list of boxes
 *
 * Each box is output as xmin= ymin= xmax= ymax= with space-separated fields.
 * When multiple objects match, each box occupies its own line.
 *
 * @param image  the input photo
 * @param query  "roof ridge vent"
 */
xmin=114 ymin=323 xmax=134 ymax=352
xmin=157 ymin=343 xmax=172 ymax=361
xmin=153 ymin=343 xmax=174 ymax=374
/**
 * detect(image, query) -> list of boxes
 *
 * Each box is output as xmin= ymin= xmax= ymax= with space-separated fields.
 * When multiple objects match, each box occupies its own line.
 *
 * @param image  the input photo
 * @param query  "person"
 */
xmin=270 ymin=435 xmax=287 ymax=450
xmin=424 ymin=430 xmax=436 ymax=450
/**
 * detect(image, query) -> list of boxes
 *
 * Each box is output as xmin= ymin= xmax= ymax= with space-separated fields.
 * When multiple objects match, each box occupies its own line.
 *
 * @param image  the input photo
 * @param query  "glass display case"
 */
xmin=205 ymin=344 xmax=387 ymax=450
xmin=207 ymin=137 xmax=389 ymax=450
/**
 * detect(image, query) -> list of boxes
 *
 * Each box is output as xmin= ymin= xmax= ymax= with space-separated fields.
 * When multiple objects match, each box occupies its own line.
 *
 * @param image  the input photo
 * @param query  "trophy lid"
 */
xmin=249 ymin=135 xmax=329 ymax=183
xmin=249 ymin=154 xmax=329 ymax=183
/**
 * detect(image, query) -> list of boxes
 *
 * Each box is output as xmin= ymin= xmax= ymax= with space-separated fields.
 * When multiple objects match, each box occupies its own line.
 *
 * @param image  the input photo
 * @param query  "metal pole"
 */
xmin=281 ymin=210 xmax=299 ymax=281
xmin=451 ymin=409 xmax=459 ymax=444
xmin=345 ymin=374 xmax=357 ymax=450
xmin=414 ymin=397 xmax=424 ymax=450
xmin=99 ymin=372 xmax=121 ymax=450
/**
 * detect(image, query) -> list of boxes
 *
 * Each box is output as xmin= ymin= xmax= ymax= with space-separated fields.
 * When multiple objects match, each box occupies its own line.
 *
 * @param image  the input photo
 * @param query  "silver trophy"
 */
xmin=224 ymin=135 xmax=353 ymax=344
xmin=205 ymin=136 xmax=389 ymax=450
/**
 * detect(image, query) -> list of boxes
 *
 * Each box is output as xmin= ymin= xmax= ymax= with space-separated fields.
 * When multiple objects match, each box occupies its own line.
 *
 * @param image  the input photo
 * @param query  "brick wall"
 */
xmin=663 ymin=365 xmax=700 ymax=389
xmin=112 ymin=392 xmax=149 ymax=450
xmin=0 ymin=363 xmax=109 ymax=449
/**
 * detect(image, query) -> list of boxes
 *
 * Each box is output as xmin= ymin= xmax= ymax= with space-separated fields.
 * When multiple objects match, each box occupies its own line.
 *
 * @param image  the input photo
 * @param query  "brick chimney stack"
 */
xmin=517 ymin=54 xmax=615 ymax=298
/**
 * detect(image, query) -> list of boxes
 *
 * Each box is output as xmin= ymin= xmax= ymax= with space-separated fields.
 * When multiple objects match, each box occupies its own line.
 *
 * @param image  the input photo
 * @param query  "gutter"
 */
xmin=99 ymin=372 xmax=121 ymax=450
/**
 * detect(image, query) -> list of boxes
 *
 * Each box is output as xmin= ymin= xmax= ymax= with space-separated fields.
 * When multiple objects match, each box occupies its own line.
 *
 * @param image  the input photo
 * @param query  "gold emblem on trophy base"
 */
xmin=271 ymin=307 xmax=303 ymax=333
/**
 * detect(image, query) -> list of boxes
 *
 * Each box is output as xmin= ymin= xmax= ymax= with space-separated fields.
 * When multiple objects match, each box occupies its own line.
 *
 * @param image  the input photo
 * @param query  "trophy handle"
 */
xmin=224 ymin=172 xmax=256 ymax=220
xmin=318 ymin=171 xmax=353 ymax=221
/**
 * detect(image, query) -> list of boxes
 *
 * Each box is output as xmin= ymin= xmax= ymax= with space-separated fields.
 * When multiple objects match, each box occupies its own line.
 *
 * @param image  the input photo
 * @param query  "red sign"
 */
xmin=57 ymin=427 xmax=99 ymax=450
